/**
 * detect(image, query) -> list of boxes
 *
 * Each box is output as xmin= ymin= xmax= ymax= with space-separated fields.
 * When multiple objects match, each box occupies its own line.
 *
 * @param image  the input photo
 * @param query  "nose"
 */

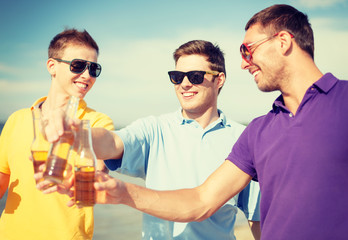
xmin=80 ymin=65 xmax=91 ymax=78
xmin=241 ymin=58 xmax=251 ymax=70
xmin=180 ymin=76 xmax=193 ymax=87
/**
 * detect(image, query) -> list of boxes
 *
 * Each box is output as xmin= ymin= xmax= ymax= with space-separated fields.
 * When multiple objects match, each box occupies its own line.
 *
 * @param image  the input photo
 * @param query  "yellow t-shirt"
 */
xmin=0 ymin=97 xmax=114 ymax=240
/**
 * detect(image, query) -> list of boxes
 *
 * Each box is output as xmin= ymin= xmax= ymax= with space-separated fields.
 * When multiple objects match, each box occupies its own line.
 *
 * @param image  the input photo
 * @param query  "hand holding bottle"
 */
xmin=42 ymin=96 xmax=79 ymax=184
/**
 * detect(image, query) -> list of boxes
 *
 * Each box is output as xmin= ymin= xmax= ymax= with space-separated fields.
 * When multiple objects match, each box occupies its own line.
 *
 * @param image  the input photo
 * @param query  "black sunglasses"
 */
xmin=53 ymin=58 xmax=102 ymax=77
xmin=168 ymin=70 xmax=219 ymax=85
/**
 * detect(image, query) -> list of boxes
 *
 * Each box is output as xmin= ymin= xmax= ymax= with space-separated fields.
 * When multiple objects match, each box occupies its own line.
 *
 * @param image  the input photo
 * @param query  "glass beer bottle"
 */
xmin=74 ymin=120 xmax=96 ymax=207
xmin=43 ymin=96 xmax=79 ymax=184
xmin=31 ymin=108 xmax=50 ymax=173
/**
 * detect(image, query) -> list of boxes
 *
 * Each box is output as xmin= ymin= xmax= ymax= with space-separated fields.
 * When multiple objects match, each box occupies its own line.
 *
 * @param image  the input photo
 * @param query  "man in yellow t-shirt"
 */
xmin=0 ymin=28 xmax=114 ymax=240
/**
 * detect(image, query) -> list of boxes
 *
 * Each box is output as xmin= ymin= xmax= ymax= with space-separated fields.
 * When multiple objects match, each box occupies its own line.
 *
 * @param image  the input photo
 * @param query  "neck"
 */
xmin=281 ymin=60 xmax=323 ymax=115
xmin=182 ymin=106 xmax=220 ymax=129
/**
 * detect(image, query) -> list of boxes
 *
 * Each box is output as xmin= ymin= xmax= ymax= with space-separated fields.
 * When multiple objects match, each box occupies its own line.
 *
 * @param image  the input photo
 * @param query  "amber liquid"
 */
xmin=43 ymin=132 xmax=73 ymax=184
xmin=31 ymin=150 xmax=48 ymax=173
xmin=75 ymin=166 xmax=95 ymax=207
xmin=43 ymin=155 xmax=67 ymax=184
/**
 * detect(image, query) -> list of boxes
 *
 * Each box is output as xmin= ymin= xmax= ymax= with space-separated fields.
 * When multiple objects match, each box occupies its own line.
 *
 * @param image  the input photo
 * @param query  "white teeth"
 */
xmin=76 ymin=82 xmax=88 ymax=89
xmin=183 ymin=92 xmax=195 ymax=97
xmin=252 ymin=70 xmax=260 ymax=77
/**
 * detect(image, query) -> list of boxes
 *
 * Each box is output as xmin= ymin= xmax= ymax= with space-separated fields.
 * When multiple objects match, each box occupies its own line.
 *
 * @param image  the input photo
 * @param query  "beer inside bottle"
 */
xmin=31 ymin=108 xmax=50 ymax=173
xmin=75 ymin=166 xmax=95 ymax=207
xmin=74 ymin=120 xmax=96 ymax=207
xmin=43 ymin=96 xmax=79 ymax=184
xmin=31 ymin=150 xmax=48 ymax=173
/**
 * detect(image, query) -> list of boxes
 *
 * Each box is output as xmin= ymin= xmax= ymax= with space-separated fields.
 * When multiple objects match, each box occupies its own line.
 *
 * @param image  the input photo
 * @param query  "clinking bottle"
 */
xmin=74 ymin=120 xmax=96 ymax=207
xmin=31 ymin=108 xmax=50 ymax=174
xmin=43 ymin=96 xmax=79 ymax=184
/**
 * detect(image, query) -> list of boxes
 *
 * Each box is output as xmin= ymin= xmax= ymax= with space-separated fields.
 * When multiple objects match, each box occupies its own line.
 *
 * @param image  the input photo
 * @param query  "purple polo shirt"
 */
xmin=227 ymin=73 xmax=348 ymax=240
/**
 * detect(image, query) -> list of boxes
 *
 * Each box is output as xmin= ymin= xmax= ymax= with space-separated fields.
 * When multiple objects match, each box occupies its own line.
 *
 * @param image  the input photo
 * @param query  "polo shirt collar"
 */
xmin=313 ymin=72 xmax=338 ymax=93
xmin=176 ymin=108 xmax=227 ymax=127
xmin=272 ymin=72 xmax=338 ymax=111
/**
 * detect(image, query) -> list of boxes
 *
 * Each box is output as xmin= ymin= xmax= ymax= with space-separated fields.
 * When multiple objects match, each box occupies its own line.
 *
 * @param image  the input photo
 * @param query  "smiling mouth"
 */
xmin=75 ymin=81 xmax=88 ymax=90
xmin=182 ymin=92 xmax=196 ymax=97
xmin=251 ymin=70 xmax=260 ymax=78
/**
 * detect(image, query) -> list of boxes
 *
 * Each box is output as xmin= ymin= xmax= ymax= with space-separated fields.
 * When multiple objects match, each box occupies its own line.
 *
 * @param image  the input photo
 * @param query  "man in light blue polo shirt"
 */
xmin=38 ymin=39 xmax=261 ymax=239
xmin=103 ymin=40 xmax=261 ymax=239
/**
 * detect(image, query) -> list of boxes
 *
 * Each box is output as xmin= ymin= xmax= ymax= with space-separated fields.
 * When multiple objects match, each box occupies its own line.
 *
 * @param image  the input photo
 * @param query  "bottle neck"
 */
xmin=65 ymin=96 xmax=79 ymax=121
xmin=80 ymin=120 xmax=93 ymax=148
xmin=32 ymin=108 xmax=42 ymax=138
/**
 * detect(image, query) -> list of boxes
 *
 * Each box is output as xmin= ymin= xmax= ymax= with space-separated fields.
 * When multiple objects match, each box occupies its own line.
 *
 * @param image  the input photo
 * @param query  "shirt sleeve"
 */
xmin=105 ymin=116 xmax=156 ymax=179
xmin=226 ymin=123 xmax=258 ymax=180
xmin=88 ymin=112 xmax=114 ymax=131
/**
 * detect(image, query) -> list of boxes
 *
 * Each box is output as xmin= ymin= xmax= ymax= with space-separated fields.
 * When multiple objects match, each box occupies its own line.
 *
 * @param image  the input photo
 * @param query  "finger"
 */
xmin=95 ymin=171 xmax=111 ymax=182
xmin=63 ymin=163 xmax=73 ymax=181
xmin=37 ymin=180 xmax=58 ymax=193
xmin=39 ymin=163 xmax=46 ymax=171
xmin=33 ymin=171 xmax=44 ymax=182
xmin=56 ymin=184 xmax=74 ymax=197
xmin=66 ymin=199 xmax=76 ymax=207
xmin=71 ymin=118 xmax=82 ymax=130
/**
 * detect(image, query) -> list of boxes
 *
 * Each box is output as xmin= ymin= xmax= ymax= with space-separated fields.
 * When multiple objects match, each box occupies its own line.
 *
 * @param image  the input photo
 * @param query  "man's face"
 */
xmin=241 ymin=23 xmax=284 ymax=92
xmin=52 ymin=45 xmax=98 ymax=99
xmin=174 ymin=54 xmax=222 ymax=118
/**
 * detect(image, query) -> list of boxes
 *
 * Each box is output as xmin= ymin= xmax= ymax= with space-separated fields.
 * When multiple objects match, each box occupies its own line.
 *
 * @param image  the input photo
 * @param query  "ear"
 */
xmin=278 ymin=31 xmax=293 ymax=56
xmin=47 ymin=58 xmax=56 ymax=77
xmin=216 ymin=72 xmax=226 ymax=90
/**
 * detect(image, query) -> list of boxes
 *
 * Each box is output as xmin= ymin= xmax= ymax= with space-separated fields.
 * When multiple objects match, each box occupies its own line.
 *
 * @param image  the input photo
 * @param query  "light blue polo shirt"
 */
xmin=105 ymin=109 xmax=260 ymax=240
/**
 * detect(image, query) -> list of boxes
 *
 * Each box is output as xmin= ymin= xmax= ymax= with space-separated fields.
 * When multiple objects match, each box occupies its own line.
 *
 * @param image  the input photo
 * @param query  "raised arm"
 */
xmin=90 ymin=128 xmax=124 ymax=160
xmin=95 ymin=160 xmax=252 ymax=222
xmin=42 ymin=109 xmax=124 ymax=161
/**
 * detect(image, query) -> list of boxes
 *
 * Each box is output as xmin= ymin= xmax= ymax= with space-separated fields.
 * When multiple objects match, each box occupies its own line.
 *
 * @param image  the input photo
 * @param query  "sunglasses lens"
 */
xmin=89 ymin=63 xmax=102 ymax=77
xmin=187 ymin=71 xmax=205 ymax=84
xmin=168 ymin=71 xmax=184 ymax=84
xmin=70 ymin=60 xmax=101 ymax=77
xmin=240 ymin=44 xmax=251 ymax=62
xmin=70 ymin=60 xmax=87 ymax=74
xmin=168 ymin=71 xmax=206 ymax=85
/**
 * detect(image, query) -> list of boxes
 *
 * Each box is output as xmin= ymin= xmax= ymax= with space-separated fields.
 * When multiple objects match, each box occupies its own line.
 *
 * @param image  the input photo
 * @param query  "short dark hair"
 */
xmin=173 ymin=40 xmax=226 ymax=77
xmin=245 ymin=4 xmax=314 ymax=59
xmin=48 ymin=28 xmax=99 ymax=58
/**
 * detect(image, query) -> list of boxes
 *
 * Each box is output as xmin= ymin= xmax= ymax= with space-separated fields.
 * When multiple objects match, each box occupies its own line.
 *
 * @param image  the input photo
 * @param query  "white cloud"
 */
xmin=0 ymin=79 xmax=49 ymax=93
xmin=0 ymin=63 xmax=19 ymax=75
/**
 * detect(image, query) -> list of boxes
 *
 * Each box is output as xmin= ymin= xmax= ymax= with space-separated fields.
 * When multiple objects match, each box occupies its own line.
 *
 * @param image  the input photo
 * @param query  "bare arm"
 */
xmin=248 ymin=220 xmax=261 ymax=240
xmin=90 ymin=128 xmax=124 ymax=160
xmin=0 ymin=172 xmax=10 ymax=199
xmin=95 ymin=160 xmax=252 ymax=222
xmin=42 ymin=110 xmax=124 ymax=161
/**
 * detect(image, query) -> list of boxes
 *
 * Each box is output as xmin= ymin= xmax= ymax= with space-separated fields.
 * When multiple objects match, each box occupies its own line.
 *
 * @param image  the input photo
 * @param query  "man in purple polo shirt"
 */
xmin=227 ymin=4 xmax=348 ymax=239
xmin=38 ymin=4 xmax=348 ymax=240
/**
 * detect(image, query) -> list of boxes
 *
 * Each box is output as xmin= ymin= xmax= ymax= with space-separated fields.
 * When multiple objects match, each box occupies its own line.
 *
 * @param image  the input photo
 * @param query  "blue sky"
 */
xmin=1 ymin=0 xmax=348 ymax=126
